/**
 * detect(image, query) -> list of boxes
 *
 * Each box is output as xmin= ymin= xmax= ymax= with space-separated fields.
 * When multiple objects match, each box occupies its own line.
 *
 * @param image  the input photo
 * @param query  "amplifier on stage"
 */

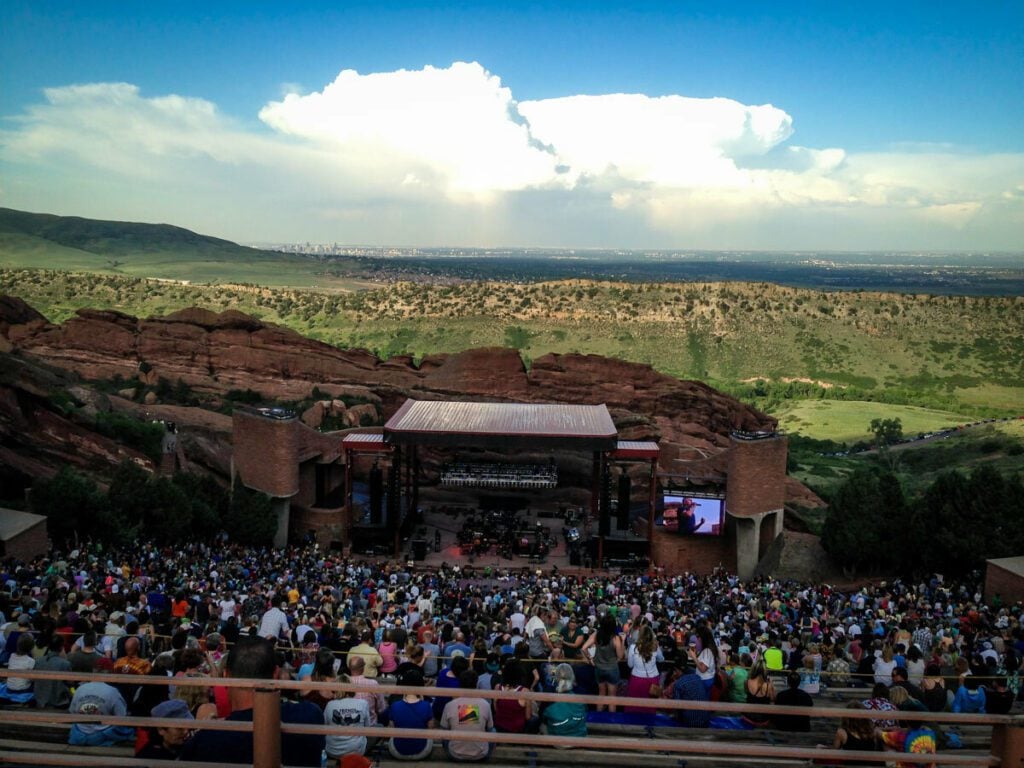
xmin=411 ymin=539 xmax=428 ymax=561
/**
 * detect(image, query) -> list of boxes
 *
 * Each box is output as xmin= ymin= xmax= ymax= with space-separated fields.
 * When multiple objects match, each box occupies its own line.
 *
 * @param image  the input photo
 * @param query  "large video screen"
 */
xmin=661 ymin=495 xmax=724 ymax=536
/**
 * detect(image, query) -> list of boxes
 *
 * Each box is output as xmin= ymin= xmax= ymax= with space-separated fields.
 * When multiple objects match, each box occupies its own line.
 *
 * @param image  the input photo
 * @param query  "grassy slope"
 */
xmin=772 ymin=400 xmax=971 ymax=444
xmin=791 ymin=419 xmax=1024 ymax=505
xmin=0 ymin=207 xmax=375 ymax=289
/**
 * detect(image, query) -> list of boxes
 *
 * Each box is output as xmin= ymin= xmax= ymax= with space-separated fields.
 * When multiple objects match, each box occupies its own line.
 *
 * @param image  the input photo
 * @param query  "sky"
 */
xmin=2 ymin=1 xmax=1023 ymax=251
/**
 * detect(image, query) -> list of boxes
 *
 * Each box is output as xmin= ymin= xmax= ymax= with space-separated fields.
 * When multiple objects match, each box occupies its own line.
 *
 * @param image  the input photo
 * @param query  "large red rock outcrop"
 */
xmin=1 ymin=297 xmax=819 ymax=506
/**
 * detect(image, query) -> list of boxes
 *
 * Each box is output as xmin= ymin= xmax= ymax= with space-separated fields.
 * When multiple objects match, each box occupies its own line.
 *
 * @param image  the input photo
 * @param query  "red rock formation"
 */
xmin=1 ymin=297 xmax=822 ymax=508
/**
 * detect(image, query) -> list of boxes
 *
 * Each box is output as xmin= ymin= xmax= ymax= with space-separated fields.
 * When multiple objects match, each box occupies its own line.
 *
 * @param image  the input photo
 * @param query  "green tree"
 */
xmin=225 ymin=477 xmax=278 ymax=546
xmin=30 ymin=467 xmax=107 ymax=545
xmin=821 ymin=466 xmax=908 ymax=574
xmin=869 ymin=417 xmax=903 ymax=447
xmin=906 ymin=465 xmax=1024 ymax=576
xmin=171 ymin=472 xmax=230 ymax=538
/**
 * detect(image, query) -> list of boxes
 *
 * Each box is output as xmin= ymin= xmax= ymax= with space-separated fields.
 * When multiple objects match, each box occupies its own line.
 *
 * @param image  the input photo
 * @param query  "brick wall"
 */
xmin=725 ymin=434 xmax=788 ymax=518
xmin=984 ymin=562 xmax=1024 ymax=604
xmin=290 ymin=506 xmax=346 ymax=547
xmin=232 ymin=410 xmax=300 ymax=497
xmin=5 ymin=520 xmax=48 ymax=562
xmin=650 ymin=529 xmax=735 ymax=574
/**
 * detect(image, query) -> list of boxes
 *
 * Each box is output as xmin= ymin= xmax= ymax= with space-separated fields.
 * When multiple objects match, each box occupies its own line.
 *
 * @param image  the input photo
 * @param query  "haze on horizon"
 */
xmin=1 ymin=2 xmax=1023 ymax=253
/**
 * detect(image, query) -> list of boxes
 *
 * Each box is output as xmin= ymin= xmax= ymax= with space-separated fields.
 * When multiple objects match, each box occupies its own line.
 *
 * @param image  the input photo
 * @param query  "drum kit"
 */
xmin=456 ymin=510 xmax=554 ymax=561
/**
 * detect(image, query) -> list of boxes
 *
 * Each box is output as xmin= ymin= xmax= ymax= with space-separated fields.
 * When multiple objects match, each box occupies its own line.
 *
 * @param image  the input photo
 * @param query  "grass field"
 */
xmin=771 ymin=400 xmax=972 ymax=444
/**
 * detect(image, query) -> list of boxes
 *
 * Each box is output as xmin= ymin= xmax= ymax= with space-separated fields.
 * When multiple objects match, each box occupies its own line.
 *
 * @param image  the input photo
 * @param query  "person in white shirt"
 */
xmin=258 ymin=603 xmax=290 ymax=641
xmin=218 ymin=594 xmax=237 ymax=623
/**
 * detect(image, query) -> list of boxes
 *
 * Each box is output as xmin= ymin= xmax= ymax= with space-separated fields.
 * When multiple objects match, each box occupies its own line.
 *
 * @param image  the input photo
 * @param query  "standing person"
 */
xmin=625 ymin=625 xmax=663 ymax=713
xmin=178 ymin=637 xmax=324 ymax=765
xmin=257 ymin=602 xmax=290 ymax=642
xmin=440 ymin=669 xmax=495 ymax=763
xmin=582 ymin=613 xmax=624 ymax=712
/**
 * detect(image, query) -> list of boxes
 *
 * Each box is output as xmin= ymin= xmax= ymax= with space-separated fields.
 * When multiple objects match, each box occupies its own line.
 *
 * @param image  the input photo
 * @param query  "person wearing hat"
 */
xmin=136 ymin=699 xmax=194 ymax=760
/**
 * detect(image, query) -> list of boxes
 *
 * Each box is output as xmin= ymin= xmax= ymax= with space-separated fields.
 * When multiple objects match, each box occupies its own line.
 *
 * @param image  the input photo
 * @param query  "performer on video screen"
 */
xmin=678 ymin=498 xmax=705 ymax=534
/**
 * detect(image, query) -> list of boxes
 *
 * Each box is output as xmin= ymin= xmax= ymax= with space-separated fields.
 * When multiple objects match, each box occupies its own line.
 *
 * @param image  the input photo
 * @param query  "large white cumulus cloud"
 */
xmin=259 ymin=62 xmax=565 ymax=196
xmin=1 ymin=61 xmax=1022 ymax=248
xmin=520 ymin=94 xmax=793 ymax=187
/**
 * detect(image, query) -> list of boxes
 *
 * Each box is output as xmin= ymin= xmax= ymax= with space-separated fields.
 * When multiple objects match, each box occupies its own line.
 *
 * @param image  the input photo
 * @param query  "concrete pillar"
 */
xmin=736 ymin=514 xmax=763 ymax=580
xmin=774 ymin=508 xmax=785 ymax=537
xmin=271 ymin=497 xmax=290 ymax=548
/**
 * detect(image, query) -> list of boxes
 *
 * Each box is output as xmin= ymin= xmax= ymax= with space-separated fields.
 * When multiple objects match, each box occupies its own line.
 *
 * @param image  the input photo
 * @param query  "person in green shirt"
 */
xmin=764 ymin=638 xmax=785 ymax=672
xmin=542 ymin=664 xmax=587 ymax=740
xmin=726 ymin=652 xmax=751 ymax=703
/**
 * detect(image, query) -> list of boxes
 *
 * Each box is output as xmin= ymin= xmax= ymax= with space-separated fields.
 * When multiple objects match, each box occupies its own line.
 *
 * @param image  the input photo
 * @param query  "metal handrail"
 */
xmin=0 ymin=668 xmax=1017 ymax=767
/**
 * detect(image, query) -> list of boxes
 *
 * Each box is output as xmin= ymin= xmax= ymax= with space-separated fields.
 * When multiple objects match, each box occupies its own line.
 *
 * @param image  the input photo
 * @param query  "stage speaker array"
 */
xmin=386 ymin=462 xmax=400 ymax=529
xmin=598 ymin=459 xmax=612 ymax=537
xmin=617 ymin=470 xmax=631 ymax=530
xmin=369 ymin=464 xmax=383 ymax=524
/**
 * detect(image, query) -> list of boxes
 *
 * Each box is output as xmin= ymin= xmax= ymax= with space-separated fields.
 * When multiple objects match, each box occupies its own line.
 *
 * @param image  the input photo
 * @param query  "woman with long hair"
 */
xmin=920 ymin=662 xmax=947 ymax=712
xmin=830 ymin=701 xmax=878 ymax=752
xmin=582 ymin=613 xmax=625 ymax=712
xmin=378 ymin=628 xmax=399 ymax=677
xmin=625 ymin=624 xmax=663 ymax=713
xmin=742 ymin=658 xmax=776 ymax=728
xmin=873 ymin=644 xmax=897 ymax=685
xmin=691 ymin=625 xmax=718 ymax=693
xmin=304 ymin=648 xmax=339 ymax=711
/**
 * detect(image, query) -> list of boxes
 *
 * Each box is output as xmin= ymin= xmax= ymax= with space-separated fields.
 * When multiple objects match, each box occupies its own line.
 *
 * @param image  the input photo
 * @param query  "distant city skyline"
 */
xmin=2 ymin=1 xmax=1023 ymax=251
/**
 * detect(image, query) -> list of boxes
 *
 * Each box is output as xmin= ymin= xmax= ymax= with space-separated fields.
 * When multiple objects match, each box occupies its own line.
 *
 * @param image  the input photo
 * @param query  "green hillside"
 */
xmin=0 ymin=207 xmax=371 ymax=289
xmin=2 ymin=269 xmax=1022 ymax=423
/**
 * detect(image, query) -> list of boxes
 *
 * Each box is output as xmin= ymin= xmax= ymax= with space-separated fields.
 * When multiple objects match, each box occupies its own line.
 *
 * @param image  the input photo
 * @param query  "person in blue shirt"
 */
xmin=951 ymin=675 xmax=986 ymax=714
xmin=671 ymin=659 xmax=711 ymax=728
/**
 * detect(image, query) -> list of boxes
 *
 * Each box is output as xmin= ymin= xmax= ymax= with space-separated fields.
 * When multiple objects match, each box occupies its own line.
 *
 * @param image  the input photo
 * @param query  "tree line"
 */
xmin=30 ymin=463 xmax=277 ymax=547
xmin=821 ymin=463 xmax=1024 ymax=577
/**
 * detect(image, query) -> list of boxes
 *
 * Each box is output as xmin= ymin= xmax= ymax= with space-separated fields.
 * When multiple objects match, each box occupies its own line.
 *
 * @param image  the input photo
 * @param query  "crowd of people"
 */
xmin=0 ymin=538 xmax=1020 ymax=764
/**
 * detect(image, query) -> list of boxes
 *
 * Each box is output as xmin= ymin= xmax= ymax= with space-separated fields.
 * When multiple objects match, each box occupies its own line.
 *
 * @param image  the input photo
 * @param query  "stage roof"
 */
xmin=384 ymin=399 xmax=618 ymax=451
xmin=611 ymin=440 xmax=660 ymax=460
xmin=342 ymin=432 xmax=389 ymax=452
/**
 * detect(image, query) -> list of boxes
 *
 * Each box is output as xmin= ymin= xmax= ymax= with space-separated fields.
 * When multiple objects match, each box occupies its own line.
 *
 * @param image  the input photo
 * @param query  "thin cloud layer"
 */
xmin=1 ymin=62 xmax=1021 ymax=248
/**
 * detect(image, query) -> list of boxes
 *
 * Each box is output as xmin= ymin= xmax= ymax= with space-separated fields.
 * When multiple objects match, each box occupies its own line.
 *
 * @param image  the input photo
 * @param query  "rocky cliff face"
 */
xmin=0 ymin=297 xmax=822 ymax=508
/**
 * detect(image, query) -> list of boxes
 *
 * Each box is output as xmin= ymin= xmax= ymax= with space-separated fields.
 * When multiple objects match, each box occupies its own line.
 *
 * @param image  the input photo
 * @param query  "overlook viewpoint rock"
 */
xmin=1 ymin=297 xmax=819 ymax=507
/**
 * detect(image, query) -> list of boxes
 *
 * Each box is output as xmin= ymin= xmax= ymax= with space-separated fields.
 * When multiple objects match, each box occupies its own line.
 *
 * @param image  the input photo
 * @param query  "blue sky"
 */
xmin=2 ymin=1 xmax=1023 ymax=249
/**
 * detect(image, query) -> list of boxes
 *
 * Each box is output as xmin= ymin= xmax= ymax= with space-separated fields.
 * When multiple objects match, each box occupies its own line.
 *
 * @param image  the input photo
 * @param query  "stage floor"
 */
xmin=406 ymin=507 xmax=574 ymax=569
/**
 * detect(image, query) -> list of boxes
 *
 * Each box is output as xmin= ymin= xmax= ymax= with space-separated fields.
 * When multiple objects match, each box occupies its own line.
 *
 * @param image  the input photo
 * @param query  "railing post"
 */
xmin=253 ymin=687 xmax=282 ymax=768
xmin=994 ymin=720 xmax=1024 ymax=768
